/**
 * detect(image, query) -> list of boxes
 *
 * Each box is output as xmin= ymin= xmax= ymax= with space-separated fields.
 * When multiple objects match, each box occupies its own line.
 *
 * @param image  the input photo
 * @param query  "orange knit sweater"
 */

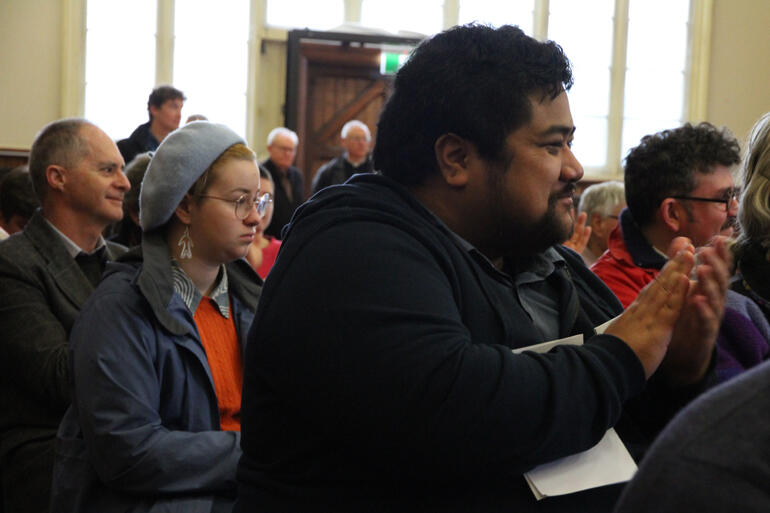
xmin=193 ymin=297 xmax=243 ymax=431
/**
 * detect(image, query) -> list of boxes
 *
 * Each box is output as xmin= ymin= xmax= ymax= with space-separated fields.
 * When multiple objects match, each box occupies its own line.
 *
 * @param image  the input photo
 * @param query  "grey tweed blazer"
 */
xmin=0 ymin=209 xmax=125 ymax=507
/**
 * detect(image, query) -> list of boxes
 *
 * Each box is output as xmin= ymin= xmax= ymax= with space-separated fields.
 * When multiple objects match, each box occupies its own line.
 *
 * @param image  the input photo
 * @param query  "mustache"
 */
xmin=721 ymin=216 xmax=737 ymax=231
xmin=552 ymin=183 xmax=578 ymax=201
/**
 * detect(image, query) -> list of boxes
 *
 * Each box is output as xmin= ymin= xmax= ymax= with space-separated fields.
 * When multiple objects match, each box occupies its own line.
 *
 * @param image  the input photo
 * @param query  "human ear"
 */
xmin=45 ymin=165 xmax=67 ymax=192
xmin=434 ymin=133 xmax=471 ymax=187
xmin=660 ymin=198 xmax=682 ymax=232
xmin=174 ymin=194 xmax=195 ymax=225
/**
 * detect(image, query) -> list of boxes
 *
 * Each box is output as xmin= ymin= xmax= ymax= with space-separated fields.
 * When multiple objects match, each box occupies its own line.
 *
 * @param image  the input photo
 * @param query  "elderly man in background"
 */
xmin=311 ymin=120 xmax=375 ymax=194
xmin=577 ymin=181 xmax=626 ymax=265
xmin=261 ymin=127 xmax=304 ymax=239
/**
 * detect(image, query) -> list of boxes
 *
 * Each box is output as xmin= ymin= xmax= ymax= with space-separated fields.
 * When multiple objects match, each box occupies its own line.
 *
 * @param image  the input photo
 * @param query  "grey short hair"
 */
xmin=28 ymin=118 xmax=93 ymax=202
xmin=578 ymin=181 xmax=625 ymax=226
xmin=341 ymin=120 xmax=371 ymax=141
xmin=736 ymin=112 xmax=770 ymax=251
xmin=267 ymin=127 xmax=298 ymax=146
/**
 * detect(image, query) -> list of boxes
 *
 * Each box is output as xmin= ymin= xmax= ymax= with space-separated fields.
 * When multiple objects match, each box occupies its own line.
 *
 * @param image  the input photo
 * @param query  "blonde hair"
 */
xmin=735 ymin=112 xmax=770 ymax=257
xmin=189 ymin=143 xmax=257 ymax=197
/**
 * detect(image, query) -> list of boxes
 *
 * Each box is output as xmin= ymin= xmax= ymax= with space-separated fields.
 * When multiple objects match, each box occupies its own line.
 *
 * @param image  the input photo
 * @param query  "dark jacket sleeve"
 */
xmin=245 ymin=219 xmax=646 ymax=479
xmin=69 ymin=288 xmax=240 ymax=494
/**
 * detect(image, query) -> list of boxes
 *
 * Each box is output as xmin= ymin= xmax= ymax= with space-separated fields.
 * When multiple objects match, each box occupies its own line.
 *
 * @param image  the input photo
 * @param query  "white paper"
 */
xmin=594 ymin=315 xmax=617 ymax=335
xmin=512 ymin=333 xmax=583 ymax=354
xmin=523 ymin=428 xmax=637 ymax=500
xmin=514 ymin=315 xmax=636 ymax=500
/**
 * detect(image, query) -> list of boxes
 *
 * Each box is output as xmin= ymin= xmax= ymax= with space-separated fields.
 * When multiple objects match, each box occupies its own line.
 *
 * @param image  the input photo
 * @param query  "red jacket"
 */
xmin=591 ymin=209 xmax=770 ymax=384
xmin=591 ymin=215 xmax=660 ymax=308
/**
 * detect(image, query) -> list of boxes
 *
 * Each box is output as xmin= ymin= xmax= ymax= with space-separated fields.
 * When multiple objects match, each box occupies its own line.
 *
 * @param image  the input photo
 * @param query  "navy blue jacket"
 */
xmin=51 ymin=230 xmax=261 ymax=513
xmin=116 ymin=122 xmax=158 ymax=165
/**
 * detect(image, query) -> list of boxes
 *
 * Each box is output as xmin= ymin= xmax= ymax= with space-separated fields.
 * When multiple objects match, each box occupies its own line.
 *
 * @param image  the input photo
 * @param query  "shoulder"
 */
xmin=88 ymin=261 xmax=142 ymax=303
xmin=0 ymin=227 xmax=53 ymax=278
xmin=591 ymin=244 xmax=653 ymax=294
xmin=0 ymin=229 xmax=37 ymax=260
xmin=617 ymin=361 xmax=770 ymax=511
xmin=315 ymin=159 xmax=333 ymax=174
xmin=74 ymin=263 xmax=152 ymax=338
xmin=106 ymin=240 xmax=128 ymax=259
xmin=226 ymin=258 xmax=262 ymax=307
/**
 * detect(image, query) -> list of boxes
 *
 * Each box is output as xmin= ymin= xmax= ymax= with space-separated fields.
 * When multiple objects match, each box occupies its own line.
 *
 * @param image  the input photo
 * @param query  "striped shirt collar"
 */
xmin=171 ymin=260 xmax=230 ymax=318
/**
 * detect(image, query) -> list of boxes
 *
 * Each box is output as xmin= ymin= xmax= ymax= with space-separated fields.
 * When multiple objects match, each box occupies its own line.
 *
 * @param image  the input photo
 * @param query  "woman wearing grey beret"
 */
xmin=52 ymin=122 xmax=267 ymax=513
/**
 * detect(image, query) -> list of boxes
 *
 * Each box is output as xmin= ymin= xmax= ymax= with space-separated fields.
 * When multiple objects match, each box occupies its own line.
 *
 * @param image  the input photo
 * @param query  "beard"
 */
xmin=491 ymin=183 xmax=576 ymax=264
xmin=525 ymin=189 xmax=576 ymax=251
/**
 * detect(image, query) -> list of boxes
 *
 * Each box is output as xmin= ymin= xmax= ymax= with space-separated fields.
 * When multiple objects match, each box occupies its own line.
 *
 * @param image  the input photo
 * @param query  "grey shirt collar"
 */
xmin=43 ymin=217 xmax=106 ymax=258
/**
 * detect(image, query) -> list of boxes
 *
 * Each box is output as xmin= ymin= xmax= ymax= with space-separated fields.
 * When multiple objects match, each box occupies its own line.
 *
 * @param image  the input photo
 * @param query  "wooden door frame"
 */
xmin=285 ymin=30 xmax=422 ymax=184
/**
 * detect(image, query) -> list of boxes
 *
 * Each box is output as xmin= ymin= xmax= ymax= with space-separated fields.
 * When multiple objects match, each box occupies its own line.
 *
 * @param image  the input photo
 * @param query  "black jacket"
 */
xmin=311 ymin=154 xmax=374 ymax=195
xmin=261 ymin=159 xmax=304 ymax=240
xmin=116 ymin=121 xmax=158 ymax=165
xmin=236 ymin=174 xmax=708 ymax=513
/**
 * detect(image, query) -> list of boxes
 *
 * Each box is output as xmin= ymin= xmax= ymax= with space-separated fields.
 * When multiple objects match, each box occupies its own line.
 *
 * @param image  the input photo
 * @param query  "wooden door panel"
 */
xmin=296 ymin=43 xmax=390 ymax=196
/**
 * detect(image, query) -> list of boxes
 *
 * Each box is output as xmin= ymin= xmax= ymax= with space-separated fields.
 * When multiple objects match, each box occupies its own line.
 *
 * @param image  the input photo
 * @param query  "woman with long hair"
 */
xmin=732 ymin=112 xmax=770 ymax=322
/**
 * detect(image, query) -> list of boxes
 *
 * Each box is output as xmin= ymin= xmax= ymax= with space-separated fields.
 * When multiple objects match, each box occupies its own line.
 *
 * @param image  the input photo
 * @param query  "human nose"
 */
xmin=727 ymin=195 xmax=739 ymax=215
xmin=115 ymin=169 xmax=131 ymax=191
xmin=561 ymin=146 xmax=584 ymax=182
xmin=243 ymin=201 xmax=262 ymax=225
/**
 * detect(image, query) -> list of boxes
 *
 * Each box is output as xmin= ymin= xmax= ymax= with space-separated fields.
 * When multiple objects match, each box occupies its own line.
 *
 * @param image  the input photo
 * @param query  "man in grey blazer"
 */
xmin=0 ymin=118 xmax=130 ymax=513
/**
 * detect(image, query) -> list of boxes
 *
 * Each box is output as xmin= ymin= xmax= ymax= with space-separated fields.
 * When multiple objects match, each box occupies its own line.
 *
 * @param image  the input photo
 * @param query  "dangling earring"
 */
xmin=178 ymin=225 xmax=194 ymax=259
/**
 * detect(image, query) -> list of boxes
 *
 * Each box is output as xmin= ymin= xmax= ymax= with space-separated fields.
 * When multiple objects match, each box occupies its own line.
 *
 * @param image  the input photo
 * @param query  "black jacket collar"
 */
xmin=619 ymin=208 xmax=666 ymax=270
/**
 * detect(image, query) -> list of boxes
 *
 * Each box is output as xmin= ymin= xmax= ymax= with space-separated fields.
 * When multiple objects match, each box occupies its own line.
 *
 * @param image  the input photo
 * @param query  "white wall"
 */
xmin=706 ymin=0 xmax=770 ymax=143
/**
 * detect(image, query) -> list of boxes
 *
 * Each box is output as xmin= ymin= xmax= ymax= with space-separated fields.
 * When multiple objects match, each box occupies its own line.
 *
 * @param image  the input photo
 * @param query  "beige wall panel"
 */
xmin=707 ymin=0 xmax=770 ymax=143
xmin=0 ymin=0 xmax=63 ymax=149
xmin=253 ymin=40 xmax=288 ymax=159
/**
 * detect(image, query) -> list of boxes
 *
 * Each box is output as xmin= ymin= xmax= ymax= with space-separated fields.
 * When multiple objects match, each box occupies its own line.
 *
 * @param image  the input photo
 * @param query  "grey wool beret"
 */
xmin=139 ymin=121 xmax=246 ymax=231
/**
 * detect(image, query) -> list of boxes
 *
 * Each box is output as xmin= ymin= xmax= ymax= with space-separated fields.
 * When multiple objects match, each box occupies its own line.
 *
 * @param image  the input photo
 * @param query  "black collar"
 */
xmin=619 ymin=208 xmax=666 ymax=270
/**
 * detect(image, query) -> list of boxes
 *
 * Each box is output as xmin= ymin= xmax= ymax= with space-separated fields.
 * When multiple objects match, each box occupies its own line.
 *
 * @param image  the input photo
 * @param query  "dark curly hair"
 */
xmin=373 ymin=24 xmax=573 ymax=186
xmin=624 ymin=122 xmax=741 ymax=227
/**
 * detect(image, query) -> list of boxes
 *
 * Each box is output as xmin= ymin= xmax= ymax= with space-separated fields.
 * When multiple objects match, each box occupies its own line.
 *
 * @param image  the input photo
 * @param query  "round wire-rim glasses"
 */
xmin=196 ymin=192 xmax=273 ymax=219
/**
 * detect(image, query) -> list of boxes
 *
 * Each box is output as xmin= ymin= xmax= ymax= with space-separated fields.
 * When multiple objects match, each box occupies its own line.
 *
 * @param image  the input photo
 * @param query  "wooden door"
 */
xmin=285 ymin=30 xmax=422 ymax=198
xmin=301 ymin=43 xmax=387 ymax=194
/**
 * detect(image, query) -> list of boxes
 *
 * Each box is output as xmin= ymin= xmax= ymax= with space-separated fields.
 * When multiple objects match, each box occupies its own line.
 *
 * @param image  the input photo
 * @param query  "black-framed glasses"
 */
xmin=670 ymin=190 xmax=737 ymax=213
xmin=196 ymin=192 xmax=273 ymax=219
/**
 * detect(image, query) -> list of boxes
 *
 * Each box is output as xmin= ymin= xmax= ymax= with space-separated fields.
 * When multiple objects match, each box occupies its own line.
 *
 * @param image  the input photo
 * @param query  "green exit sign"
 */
xmin=380 ymin=51 xmax=409 ymax=75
